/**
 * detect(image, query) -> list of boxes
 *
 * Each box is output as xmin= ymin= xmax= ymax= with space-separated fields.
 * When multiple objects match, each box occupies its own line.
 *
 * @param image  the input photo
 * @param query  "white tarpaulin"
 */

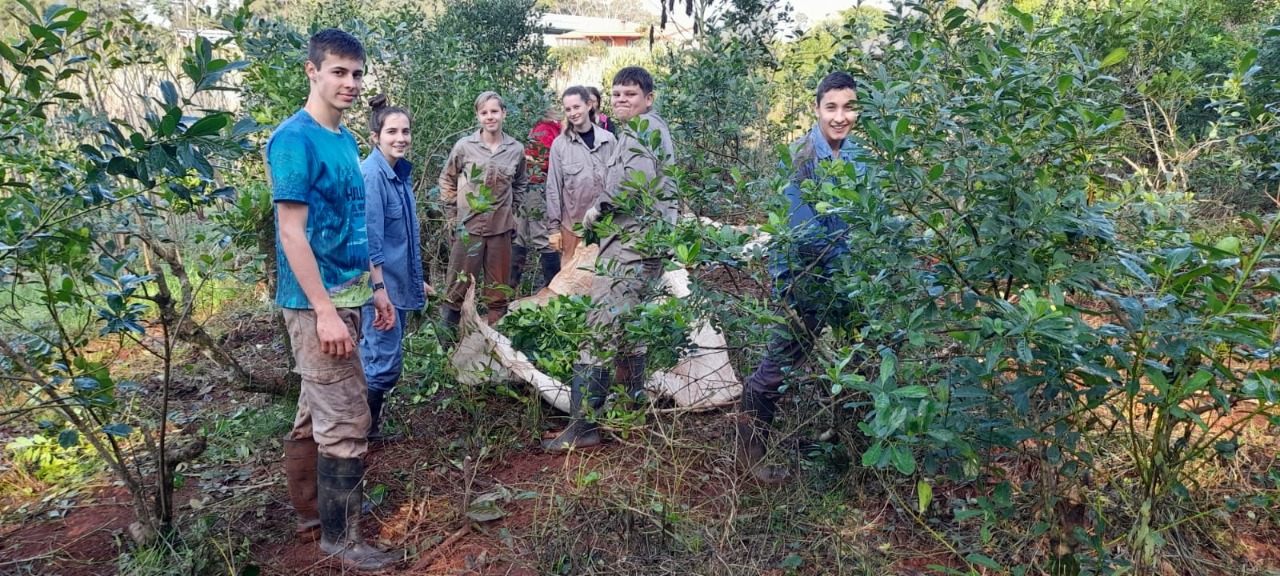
xmin=449 ymin=242 xmax=741 ymax=412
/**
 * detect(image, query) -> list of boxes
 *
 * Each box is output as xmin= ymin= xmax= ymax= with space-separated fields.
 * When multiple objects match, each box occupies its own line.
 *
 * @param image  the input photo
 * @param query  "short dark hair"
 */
xmin=368 ymin=94 xmax=409 ymax=135
xmin=612 ymin=66 xmax=654 ymax=96
xmin=308 ymin=28 xmax=365 ymax=69
xmin=586 ymin=86 xmax=603 ymax=107
xmin=815 ymin=72 xmax=857 ymax=105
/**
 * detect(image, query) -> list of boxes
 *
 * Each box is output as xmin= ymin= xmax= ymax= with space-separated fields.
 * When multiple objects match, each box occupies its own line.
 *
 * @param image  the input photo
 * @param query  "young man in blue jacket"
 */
xmin=738 ymin=72 xmax=866 ymax=484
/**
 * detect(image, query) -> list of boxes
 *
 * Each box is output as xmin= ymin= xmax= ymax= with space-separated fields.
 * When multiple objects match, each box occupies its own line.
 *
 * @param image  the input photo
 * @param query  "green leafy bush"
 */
xmin=0 ymin=4 xmax=256 ymax=537
xmin=500 ymin=295 xmax=593 ymax=382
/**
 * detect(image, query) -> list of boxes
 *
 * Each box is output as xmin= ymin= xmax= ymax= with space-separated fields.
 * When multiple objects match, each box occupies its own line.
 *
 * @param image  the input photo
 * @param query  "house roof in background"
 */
xmin=541 ymin=13 xmax=646 ymax=35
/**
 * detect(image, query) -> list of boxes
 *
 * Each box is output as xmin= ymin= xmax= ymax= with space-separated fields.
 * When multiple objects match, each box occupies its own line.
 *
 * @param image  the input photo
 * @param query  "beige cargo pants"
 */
xmin=282 ymin=307 xmax=371 ymax=460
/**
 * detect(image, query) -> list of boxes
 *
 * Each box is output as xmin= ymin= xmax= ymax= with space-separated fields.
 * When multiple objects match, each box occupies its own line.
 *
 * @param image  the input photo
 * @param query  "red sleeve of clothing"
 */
xmin=525 ymin=121 xmax=561 ymax=185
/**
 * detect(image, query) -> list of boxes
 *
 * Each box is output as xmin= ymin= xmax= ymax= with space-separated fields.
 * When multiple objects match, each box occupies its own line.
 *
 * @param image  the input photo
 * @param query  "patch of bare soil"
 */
xmin=0 ymin=485 xmax=133 ymax=576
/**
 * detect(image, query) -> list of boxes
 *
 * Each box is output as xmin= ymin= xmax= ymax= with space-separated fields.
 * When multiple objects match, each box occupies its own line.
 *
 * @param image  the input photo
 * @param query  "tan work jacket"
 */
xmin=595 ymin=111 xmax=678 ymax=264
xmin=546 ymin=124 xmax=617 ymax=230
xmin=439 ymin=130 xmax=528 ymax=236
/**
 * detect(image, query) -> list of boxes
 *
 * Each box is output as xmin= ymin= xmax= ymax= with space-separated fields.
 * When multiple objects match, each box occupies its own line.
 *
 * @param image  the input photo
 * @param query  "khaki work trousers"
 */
xmin=580 ymin=258 xmax=664 ymax=366
xmin=445 ymin=231 xmax=513 ymax=322
xmin=513 ymin=184 xmax=550 ymax=253
xmin=283 ymin=307 xmax=371 ymax=460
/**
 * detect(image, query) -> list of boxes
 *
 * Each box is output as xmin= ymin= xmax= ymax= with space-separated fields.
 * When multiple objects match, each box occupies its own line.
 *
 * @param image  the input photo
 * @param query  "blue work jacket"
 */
xmin=361 ymin=151 xmax=426 ymax=311
xmin=768 ymin=125 xmax=868 ymax=312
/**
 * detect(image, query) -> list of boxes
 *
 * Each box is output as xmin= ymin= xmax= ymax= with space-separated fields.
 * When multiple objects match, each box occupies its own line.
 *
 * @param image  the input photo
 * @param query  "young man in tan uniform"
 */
xmin=544 ymin=67 xmax=677 ymax=452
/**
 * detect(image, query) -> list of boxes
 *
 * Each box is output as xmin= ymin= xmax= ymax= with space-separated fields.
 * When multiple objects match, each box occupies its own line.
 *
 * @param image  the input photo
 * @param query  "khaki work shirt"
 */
xmin=439 ymin=130 xmax=528 ymax=236
xmin=546 ymin=124 xmax=617 ymax=230
xmin=595 ymin=111 xmax=678 ymax=264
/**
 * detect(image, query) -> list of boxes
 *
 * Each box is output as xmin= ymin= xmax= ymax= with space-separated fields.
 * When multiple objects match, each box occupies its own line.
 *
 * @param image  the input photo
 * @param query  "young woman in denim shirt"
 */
xmin=359 ymin=94 xmax=430 ymax=443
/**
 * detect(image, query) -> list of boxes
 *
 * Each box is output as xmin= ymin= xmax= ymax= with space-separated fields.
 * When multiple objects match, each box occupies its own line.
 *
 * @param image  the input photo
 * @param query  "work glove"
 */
xmin=581 ymin=206 xmax=601 ymax=231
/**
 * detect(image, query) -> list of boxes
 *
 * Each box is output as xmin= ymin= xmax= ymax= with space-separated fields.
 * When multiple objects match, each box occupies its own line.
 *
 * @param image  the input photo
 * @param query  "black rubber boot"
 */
xmin=537 ymin=251 xmax=561 ymax=292
xmin=542 ymin=364 xmax=610 ymax=452
xmin=366 ymin=388 xmax=398 ymax=445
xmin=511 ymin=244 xmax=529 ymax=291
xmin=317 ymin=456 xmax=400 ymax=571
xmin=441 ymin=307 xmax=462 ymax=348
xmin=616 ymin=354 xmax=647 ymax=409
xmin=736 ymin=389 xmax=790 ymax=484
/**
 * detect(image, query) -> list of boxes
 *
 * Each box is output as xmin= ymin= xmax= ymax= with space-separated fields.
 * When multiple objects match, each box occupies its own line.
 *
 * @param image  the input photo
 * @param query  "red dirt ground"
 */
xmin=1 ymin=485 xmax=134 ymax=576
xmin=4 ymin=312 xmax=1280 ymax=575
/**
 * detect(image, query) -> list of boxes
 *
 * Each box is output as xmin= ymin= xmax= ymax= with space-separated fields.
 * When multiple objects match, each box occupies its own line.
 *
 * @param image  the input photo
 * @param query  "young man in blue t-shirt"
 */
xmin=736 ymin=72 xmax=867 ymax=485
xmin=268 ymin=28 xmax=400 ymax=571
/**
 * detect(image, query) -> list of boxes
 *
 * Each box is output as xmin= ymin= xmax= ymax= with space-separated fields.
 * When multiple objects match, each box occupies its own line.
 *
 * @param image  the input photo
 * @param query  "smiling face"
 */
xmin=563 ymin=93 xmax=592 ymax=133
xmin=372 ymin=112 xmax=411 ymax=163
xmin=610 ymin=82 xmax=653 ymax=123
xmin=476 ymin=97 xmax=506 ymax=136
xmin=815 ymin=87 xmax=858 ymax=151
xmin=305 ymin=52 xmax=364 ymax=113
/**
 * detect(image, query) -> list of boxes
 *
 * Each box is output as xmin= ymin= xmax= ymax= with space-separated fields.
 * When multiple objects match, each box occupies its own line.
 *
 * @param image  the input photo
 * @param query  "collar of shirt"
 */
xmin=807 ymin=124 xmax=864 ymax=163
xmin=464 ymin=129 xmax=519 ymax=152
xmin=367 ymin=150 xmax=412 ymax=182
xmin=565 ymin=124 xmax=606 ymax=149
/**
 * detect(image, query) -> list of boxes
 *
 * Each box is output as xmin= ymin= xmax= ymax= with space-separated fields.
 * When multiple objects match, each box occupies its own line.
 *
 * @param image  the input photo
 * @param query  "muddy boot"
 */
xmin=616 ymin=354 xmax=647 ymax=410
xmin=441 ymin=307 xmax=462 ymax=348
xmin=736 ymin=389 xmax=790 ymax=484
xmin=537 ymin=251 xmax=561 ymax=292
xmin=511 ymin=244 xmax=529 ymax=292
xmin=542 ymin=364 xmax=610 ymax=452
xmin=366 ymin=388 xmax=398 ymax=446
xmin=283 ymin=437 xmax=321 ymax=540
xmin=317 ymin=456 xmax=401 ymax=572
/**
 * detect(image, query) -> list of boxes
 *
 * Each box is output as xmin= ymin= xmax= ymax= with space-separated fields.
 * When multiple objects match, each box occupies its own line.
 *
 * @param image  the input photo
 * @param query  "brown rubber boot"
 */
xmin=736 ymin=389 xmax=791 ymax=484
xmin=283 ymin=437 xmax=321 ymax=539
xmin=616 ymin=354 xmax=647 ymax=410
xmin=317 ymin=456 xmax=401 ymax=572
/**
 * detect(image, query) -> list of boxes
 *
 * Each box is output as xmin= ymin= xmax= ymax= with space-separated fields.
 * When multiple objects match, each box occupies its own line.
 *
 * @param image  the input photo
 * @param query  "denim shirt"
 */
xmin=768 ymin=124 xmax=868 ymax=301
xmin=362 ymin=151 xmax=425 ymax=311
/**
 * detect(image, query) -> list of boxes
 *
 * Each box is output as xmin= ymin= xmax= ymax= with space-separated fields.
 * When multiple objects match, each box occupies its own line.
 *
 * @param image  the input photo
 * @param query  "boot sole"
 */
xmin=318 ymin=545 xmax=401 ymax=573
xmin=540 ymin=435 xmax=603 ymax=453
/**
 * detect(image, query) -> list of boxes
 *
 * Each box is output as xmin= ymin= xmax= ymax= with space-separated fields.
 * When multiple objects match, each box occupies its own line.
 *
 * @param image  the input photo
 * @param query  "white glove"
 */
xmin=581 ymin=206 xmax=601 ymax=230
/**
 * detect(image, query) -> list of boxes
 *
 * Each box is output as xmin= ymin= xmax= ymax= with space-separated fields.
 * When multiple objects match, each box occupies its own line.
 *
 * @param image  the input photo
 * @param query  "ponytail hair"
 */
xmin=369 ymin=94 xmax=409 ymax=135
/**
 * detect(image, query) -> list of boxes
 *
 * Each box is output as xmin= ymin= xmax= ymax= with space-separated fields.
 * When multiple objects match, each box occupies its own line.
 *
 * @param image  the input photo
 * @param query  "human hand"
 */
xmin=316 ymin=307 xmax=354 ymax=358
xmin=372 ymin=289 xmax=395 ymax=331
xmin=548 ymin=232 xmax=562 ymax=252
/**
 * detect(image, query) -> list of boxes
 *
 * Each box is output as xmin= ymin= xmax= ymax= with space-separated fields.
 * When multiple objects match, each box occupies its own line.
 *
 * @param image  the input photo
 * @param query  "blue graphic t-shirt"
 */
xmin=267 ymin=110 xmax=372 ymax=310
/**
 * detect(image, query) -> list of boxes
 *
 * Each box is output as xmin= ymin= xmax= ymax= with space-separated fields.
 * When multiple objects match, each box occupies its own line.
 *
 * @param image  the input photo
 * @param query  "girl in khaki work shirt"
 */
xmin=546 ymin=85 xmax=617 ymax=263
xmin=438 ymin=91 xmax=528 ymax=329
